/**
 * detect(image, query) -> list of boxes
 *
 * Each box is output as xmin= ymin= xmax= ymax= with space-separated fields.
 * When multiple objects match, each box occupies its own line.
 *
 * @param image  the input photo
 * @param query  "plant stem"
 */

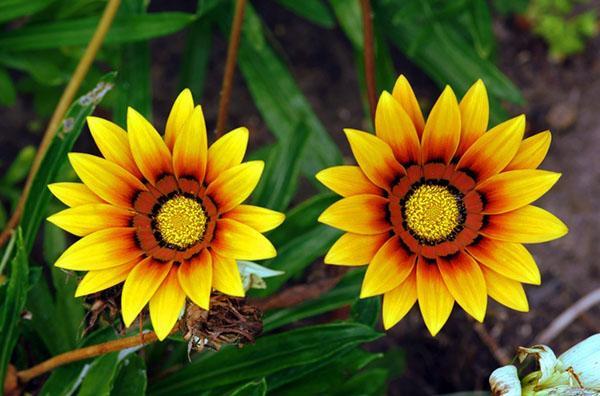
xmin=359 ymin=0 xmax=377 ymax=121
xmin=17 ymin=331 xmax=159 ymax=384
xmin=0 ymin=0 xmax=121 ymax=248
xmin=215 ymin=0 xmax=247 ymax=137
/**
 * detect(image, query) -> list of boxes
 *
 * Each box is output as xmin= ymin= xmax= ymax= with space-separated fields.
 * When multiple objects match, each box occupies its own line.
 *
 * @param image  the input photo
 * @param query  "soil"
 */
xmin=1 ymin=1 xmax=598 ymax=395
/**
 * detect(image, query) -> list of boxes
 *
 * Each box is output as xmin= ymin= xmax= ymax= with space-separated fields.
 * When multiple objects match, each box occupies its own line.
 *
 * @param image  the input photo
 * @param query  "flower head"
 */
xmin=317 ymin=76 xmax=567 ymax=335
xmin=490 ymin=334 xmax=600 ymax=395
xmin=48 ymin=90 xmax=284 ymax=340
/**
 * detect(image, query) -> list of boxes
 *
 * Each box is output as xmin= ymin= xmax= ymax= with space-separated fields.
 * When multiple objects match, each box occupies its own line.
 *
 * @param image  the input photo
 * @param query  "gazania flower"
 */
xmin=317 ymin=76 xmax=567 ymax=335
xmin=48 ymin=90 xmax=284 ymax=340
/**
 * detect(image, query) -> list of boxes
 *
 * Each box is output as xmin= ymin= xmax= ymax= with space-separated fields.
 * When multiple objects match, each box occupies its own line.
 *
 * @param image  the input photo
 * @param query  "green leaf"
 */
xmin=77 ymin=352 xmax=120 ymax=396
xmin=112 ymin=353 xmax=147 ymax=396
xmin=262 ymin=269 xmax=362 ymax=332
xmin=179 ymin=18 xmax=212 ymax=100
xmin=351 ymin=295 xmax=381 ymax=328
xmin=1 ymin=145 xmax=35 ymax=186
xmin=148 ymin=322 xmax=382 ymax=395
xmin=251 ymin=193 xmax=340 ymax=297
xmin=252 ymin=122 xmax=311 ymax=211
xmin=274 ymin=0 xmax=335 ymax=27
xmin=0 ymin=13 xmax=196 ymax=51
xmin=112 ymin=0 xmax=152 ymax=125
xmin=334 ymin=367 xmax=388 ymax=395
xmin=19 ymin=72 xmax=116 ymax=252
xmin=0 ymin=66 xmax=16 ymax=106
xmin=221 ymin=4 xmax=342 ymax=180
xmin=0 ymin=0 xmax=55 ymax=23
xmin=466 ymin=0 xmax=495 ymax=59
xmin=0 ymin=51 xmax=67 ymax=85
xmin=38 ymin=328 xmax=125 ymax=396
xmin=0 ymin=229 xmax=28 ymax=391
xmin=228 ymin=378 xmax=267 ymax=396
xmin=376 ymin=0 xmax=523 ymax=121
xmin=272 ymin=347 xmax=383 ymax=395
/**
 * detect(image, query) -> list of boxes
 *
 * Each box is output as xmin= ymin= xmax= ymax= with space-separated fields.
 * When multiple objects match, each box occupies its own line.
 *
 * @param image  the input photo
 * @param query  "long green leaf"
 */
xmin=179 ymin=18 xmax=212 ymax=100
xmin=0 ymin=13 xmax=196 ymax=51
xmin=0 ymin=66 xmax=16 ymax=106
xmin=252 ymin=122 xmax=311 ymax=211
xmin=376 ymin=0 xmax=523 ymax=113
xmin=111 ymin=353 xmax=147 ymax=396
xmin=219 ymin=4 xmax=342 ymax=180
xmin=252 ymin=193 xmax=339 ymax=297
xmin=77 ymin=352 xmax=120 ymax=396
xmin=262 ymin=269 xmax=362 ymax=331
xmin=112 ymin=0 xmax=152 ymax=125
xmin=228 ymin=378 xmax=267 ymax=396
xmin=0 ymin=0 xmax=55 ymax=23
xmin=148 ymin=322 xmax=381 ymax=395
xmin=0 ymin=229 xmax=28 ymax=391
xmin=20 ymin=72 xmax=116 ymax=252
xmin=274 ymin=0 xmax=335 ymax=27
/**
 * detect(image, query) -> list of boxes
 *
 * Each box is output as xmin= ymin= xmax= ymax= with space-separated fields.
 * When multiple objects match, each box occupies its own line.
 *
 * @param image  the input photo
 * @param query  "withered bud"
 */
xmin=184 ymin=292 xmax=262 ymax=353
xmin=82 ymin=286 xmax=122 ymax=335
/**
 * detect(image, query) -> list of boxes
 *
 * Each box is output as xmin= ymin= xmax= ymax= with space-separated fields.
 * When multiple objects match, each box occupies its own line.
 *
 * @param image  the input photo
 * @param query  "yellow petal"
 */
xmin=165 ymin=88 xmax=194 ymax=150
xmin=318 ymin=194 xmax=391 ymax=235
xmin=383 ymin=269 xmax=417 ymax=330
xmin=48 ymin=182 xmax=104 ymax=207
xmin=55 ymin=228 xmax=143 ymax=271
xmin=206 ymin=127 xmax=249 ymax=184
xmin=392 ymin=75 xmax=425 ymax=136
xmin=421 ymin=86 xmax=461 ymax=164
xmin=466 ymin=238 xmax=540 ymax=285
xmin=504 ymin=131 xmax=551 ymax=171
xmin=457 ymin=115 xmax=525 ymax=182
xmin=47 ymin=203 xmax=133 ymax=236
xmin=481 ymin=266 xmax=529 ymax=312
xmin=211 ymin=250 xmax=244 ymax=297
xmin=456 ymin=79 xmax=489 ymax=157
xmin=149 ymin=266 xmax=186 ymax=340
xmin=344 ymin=129 xmax=405 ymax=190
xmin=375 ymin=91 xmax=421 ymax=165
xmin=316 ymin=166 xmax=382 ymax=197
xmin=75 ymin=260 xmax=138 ymax=297
xmin=173 ymin=105 xmax=207 ymax=183
xmin=222 ymin=205 xmax=285 ymax=233
xmin=476 ymin=170 xmax=560 ymax=214
xmin=438 ymin=252 xmax=487 ymax=322
xmin=177 ymin=249 xmax=212 ymax=310
xmin=324 ymin=232 xmax=388 ymax=266
xmin=212 ymin=219 xmax=276 ymax=260
xmin=68 ymin=153 xmax=146 ymax=209
xmin=127 ymin=107 xmax=173 ymax=185
xmin=87 ymin=116 xmax=142 ymax=178
xmin=361 ymin=236 xmax=416 ymax=297
xmin=417 ymin=258 xmax=454 ymax=336
xmin=206 ymin=161 xmax=263 ymax=213
xmin=482 ymin=205 xmax=568 ymax=243
xmin=121 ymin=257 xmax=172 ymax=327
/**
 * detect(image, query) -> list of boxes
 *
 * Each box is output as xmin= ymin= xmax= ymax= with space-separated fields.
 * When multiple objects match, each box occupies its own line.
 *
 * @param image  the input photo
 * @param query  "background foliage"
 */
xmin=0 ymin=0 xmax=596 ymax=394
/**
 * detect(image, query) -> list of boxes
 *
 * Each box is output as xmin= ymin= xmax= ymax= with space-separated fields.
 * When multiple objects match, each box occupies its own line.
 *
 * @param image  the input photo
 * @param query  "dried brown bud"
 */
xmin=83 ymin=286 xmax=122 ymax=334
xmin=184 ymin=293 xmax=262 ymax=352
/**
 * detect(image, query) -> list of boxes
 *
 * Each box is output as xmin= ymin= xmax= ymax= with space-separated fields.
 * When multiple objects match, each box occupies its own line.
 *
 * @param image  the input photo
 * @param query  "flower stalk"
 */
xmin=359 ymin=0 xmax=377 ymax=121
xmin=215 ymin=0 xmax=247 ymax=137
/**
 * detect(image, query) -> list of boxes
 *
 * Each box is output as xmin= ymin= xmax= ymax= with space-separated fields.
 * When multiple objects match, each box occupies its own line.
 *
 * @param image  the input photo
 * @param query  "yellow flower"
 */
xmin=47 ymin=90 xmax=284 ymax=340
xmin=317 ymin=76 xmax=567 ymax=336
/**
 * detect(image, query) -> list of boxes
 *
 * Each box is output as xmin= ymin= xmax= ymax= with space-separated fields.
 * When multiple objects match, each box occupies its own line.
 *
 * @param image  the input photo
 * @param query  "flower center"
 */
xmin=155 ymin=195 xmax=207 ymax=249
xmin=403 ymin=184 xmax=462 ymax=244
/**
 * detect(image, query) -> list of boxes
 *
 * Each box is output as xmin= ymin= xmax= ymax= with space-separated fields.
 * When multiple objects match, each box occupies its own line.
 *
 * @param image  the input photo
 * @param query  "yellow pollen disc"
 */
xmin=404 ymin=184 xmax=460 ymax=243
xmin=156 ymin=195 xmax=207 ymax=248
